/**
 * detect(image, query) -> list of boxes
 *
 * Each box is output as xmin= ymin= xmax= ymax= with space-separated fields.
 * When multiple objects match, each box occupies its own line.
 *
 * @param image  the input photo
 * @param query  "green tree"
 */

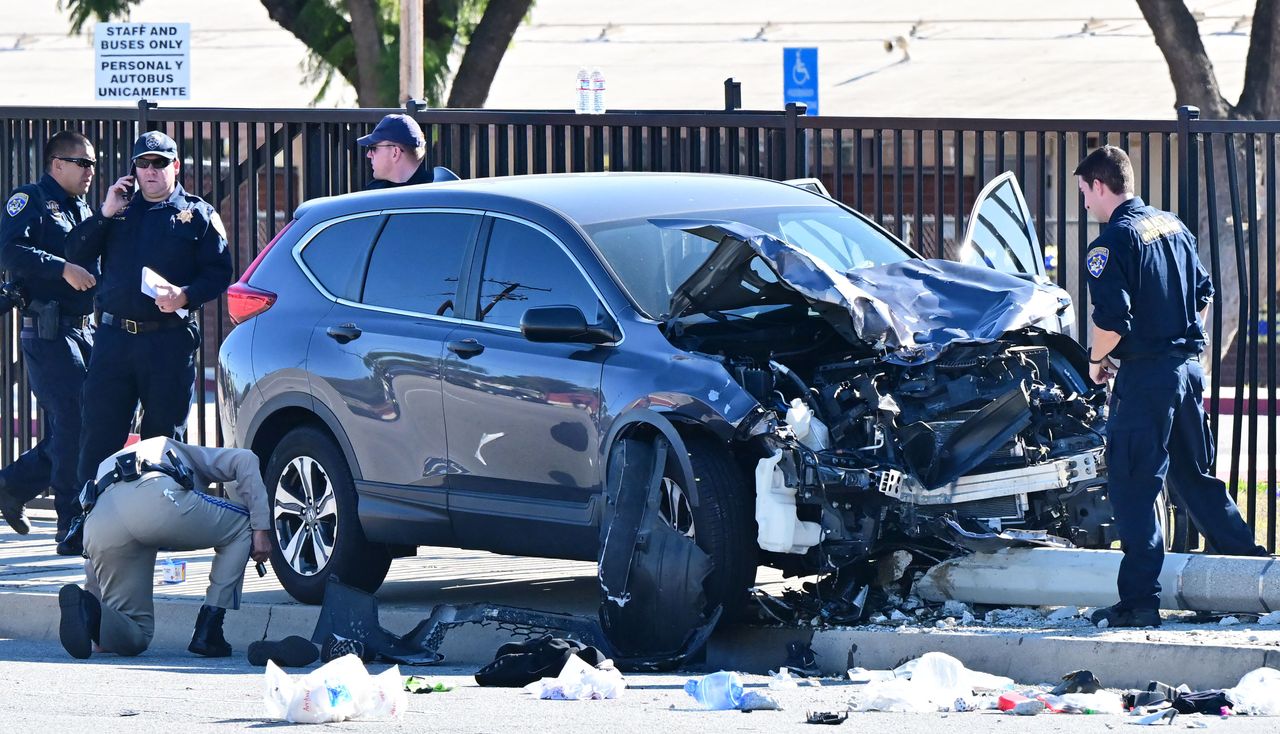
xmin=61 ymin=0 xmax=532 ymax=107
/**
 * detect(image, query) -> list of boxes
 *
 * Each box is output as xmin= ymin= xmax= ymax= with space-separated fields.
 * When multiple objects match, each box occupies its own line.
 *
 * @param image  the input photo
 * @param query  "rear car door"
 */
xmin=305 ymin=209 xmax=481 ymax=546
xmin=441 ymin=214 xmax=612 ymax=559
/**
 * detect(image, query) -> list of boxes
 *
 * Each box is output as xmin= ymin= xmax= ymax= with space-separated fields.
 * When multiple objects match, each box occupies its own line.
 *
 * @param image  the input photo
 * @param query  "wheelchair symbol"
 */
xmin=791 ymin=52 xmax=811 ymax=86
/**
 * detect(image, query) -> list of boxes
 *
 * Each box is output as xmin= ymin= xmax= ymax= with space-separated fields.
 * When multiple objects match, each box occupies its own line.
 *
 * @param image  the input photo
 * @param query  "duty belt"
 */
xmin=21 ymin=313 xmax=92 ymax=329
xmin=100 ymin=311 xmax=192 ymax=334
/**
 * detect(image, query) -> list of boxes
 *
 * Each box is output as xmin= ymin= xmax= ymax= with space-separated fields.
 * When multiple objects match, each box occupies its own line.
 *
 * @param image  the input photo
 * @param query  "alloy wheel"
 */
xmin=273 ymin=455 xmax=339 ymax=576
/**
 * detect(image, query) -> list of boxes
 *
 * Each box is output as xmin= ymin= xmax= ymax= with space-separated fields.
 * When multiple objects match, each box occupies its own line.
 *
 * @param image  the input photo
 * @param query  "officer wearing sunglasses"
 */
xmin=67 ymin=131 xmax=232 ymax=526
xmin=0 ymin=130 xmax=101 ymax=548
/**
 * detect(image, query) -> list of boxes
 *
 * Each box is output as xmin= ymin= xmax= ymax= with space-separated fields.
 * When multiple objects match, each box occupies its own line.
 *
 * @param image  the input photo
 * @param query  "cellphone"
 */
xmin=256 ymin=561 xmax=267 ymax=578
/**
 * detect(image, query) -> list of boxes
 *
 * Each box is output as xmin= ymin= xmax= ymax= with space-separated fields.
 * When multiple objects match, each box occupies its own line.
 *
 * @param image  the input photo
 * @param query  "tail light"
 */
xmin=227 ymin=220 xmax=294 ymax=325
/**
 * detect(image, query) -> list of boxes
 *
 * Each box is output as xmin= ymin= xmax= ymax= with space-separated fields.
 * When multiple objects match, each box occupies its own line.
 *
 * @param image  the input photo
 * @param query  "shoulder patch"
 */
xmin=1086 ymin=246 xmax=1109 ymax=278
xmin=209 ymin=211 xmax=227 ymax=246
xmin=5 ymin=192 xmax=29 ymax=217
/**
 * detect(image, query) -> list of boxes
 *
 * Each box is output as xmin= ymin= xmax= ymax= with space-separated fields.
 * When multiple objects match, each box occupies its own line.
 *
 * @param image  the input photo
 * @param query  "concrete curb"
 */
xmin=709 ymin=625 xmax=1280 ymax=690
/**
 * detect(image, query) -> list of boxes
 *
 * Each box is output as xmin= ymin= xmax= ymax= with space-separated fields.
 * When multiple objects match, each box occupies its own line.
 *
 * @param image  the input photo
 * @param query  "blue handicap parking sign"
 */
xmin=783 ymin=47 xmax=818 ymax=115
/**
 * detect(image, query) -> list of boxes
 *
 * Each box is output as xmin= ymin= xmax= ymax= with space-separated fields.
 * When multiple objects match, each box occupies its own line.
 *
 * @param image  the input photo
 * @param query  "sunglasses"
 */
xmin=365 ymin=144 xmax=400 ymax=153
xmin=54 ymin=156 xmax=97 ymax=169
xmin=134 ymin=157 xmax=174 ymax=169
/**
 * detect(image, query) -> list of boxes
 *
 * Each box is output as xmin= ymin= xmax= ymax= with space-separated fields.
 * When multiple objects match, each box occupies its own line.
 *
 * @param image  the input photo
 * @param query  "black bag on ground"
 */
xmin=1171 ymin=690 xmax=1234 ymax=715
xmin=474 ymin=634 xmax=607 ymax=687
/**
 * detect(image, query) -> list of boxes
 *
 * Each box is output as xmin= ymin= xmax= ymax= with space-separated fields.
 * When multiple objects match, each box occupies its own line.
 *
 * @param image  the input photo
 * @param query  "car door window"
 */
xmin=959 ymin=173 xmax=1045 ymax=278
xmin=299 ymin=215 xmax=381 ymax=301
xmin=477 ymin=218 xmax=602 ymax=327
xmin=362 ymin=212 xmax=479 ymax=316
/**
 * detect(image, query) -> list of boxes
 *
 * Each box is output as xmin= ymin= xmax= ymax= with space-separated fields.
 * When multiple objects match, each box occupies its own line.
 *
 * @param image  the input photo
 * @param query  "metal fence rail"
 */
xmin=1 ymin=102 xmax=1275 ymax=552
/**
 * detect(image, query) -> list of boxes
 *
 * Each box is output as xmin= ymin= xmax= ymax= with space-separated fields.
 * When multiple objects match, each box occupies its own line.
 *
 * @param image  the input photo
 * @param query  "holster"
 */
xmin=28 ymin=299 xmax=61 ymax=340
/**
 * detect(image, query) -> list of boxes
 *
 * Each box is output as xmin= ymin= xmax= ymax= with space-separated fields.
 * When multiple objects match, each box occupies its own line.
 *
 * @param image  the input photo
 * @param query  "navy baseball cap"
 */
xmin=132 ymin=131 xmax=178 ymax=160
xmin=358 ymin=114 xmax=425 ymax=148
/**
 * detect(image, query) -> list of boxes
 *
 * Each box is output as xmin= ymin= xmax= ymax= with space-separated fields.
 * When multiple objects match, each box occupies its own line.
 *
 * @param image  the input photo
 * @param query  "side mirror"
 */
xmin=521 ymin=305 xmax=620 ymax=345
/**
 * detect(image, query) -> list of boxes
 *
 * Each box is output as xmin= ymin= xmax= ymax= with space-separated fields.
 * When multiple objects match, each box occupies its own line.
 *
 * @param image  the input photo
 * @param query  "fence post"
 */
xmin=724 ymin=78 xmax=742 ymax=111
xmin=137 ymin=98 xmax=158 ymax=135
xmin=781 ymin=102 xmax=805 ymax=179
xmin=1177 ymin=105 xmax=1200 ymax=236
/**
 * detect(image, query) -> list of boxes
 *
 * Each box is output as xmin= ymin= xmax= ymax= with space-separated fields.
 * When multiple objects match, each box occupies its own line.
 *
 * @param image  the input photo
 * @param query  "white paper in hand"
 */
xmin=141 ymin=266 xmax=188 ymax=318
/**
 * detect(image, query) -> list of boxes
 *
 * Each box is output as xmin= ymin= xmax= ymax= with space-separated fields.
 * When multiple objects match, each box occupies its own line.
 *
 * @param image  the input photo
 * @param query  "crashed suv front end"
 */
xmin=588 ymin=173 xmax=1116 ymax=593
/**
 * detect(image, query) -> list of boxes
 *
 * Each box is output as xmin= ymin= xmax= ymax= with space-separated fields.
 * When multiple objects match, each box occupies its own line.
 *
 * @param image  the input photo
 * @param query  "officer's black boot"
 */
xmin=188 ymin=605 xmax=232 ymax=657
xmin=58 ymin=584 xmax=101 ymax=659
xmin=0 ymin=478 xmax=30 ymax=535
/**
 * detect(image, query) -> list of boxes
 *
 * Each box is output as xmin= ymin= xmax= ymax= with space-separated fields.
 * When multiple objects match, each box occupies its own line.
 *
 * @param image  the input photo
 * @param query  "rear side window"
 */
xmin=299 ymin=215 xmax=380 ymax=301
xmin=362 ymin=212 xmax=479 ymax=317
xmin=476 ymin=218 xmax=602 ymax=327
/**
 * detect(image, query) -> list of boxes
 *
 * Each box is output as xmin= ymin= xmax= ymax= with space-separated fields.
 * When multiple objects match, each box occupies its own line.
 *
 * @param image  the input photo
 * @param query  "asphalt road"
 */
xmin=3 ymin=638 xmax=1277 ymax=733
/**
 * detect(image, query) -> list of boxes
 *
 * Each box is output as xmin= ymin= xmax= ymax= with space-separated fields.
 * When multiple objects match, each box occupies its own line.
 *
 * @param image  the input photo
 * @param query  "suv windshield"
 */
xmin=584 ymin=205 xmax=912 ymax=318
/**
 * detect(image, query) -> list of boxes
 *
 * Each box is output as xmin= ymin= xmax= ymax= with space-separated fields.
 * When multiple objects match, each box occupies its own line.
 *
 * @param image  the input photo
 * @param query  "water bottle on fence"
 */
xmin=684 ymin=670 xmax=744 ymax=710
xmin=589 ymin=68 xmax=606 ymax=114
xmin=575 ymin=68 xmax=591 ymax=114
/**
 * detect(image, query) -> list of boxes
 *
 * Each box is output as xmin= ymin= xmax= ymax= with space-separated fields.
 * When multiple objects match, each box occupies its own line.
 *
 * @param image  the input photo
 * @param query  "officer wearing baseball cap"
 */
xmin=66 ymin=131 xmax=232 ymax=529
xmin=57 ymin=436 xmax=271 ymax=659
xmin=359 ymin=114 xmax=432 ymax=189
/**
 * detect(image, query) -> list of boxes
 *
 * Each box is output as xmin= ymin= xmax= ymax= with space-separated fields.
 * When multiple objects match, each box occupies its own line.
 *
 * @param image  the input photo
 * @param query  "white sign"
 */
xmin=94 ymin=23 xmax=190 ymax=101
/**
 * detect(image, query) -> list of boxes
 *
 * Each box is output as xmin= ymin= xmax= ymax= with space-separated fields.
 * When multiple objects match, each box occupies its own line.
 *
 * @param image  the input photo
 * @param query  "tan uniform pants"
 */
xmin=83 ymin=476 xmax=251 ymax=656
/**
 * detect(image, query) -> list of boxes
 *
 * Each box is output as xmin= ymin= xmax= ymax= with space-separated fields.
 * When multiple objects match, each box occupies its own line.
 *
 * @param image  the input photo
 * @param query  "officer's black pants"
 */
xmin=0 ymin=324 xmax=93 ymax=532
xmin=1107 ymin=355 xmax=1265 ymax=610
xmin=76 ymin=322 xmax=197 ymax=488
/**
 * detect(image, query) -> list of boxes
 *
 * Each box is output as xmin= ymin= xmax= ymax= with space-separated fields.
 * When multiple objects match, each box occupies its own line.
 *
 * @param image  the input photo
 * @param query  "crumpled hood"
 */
xmin=662 ymin=219 xmax=1071 ymax=365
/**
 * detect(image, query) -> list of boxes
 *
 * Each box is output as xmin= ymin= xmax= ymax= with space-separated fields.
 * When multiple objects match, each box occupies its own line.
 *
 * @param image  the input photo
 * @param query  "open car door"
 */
xmin=958 ymin=172 xmax=1046 ymax=280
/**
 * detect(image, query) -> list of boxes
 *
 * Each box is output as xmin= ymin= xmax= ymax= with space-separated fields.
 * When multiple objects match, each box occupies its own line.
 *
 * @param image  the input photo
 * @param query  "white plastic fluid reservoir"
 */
xmin=785 ymin=398 xmax=829 ymax=451
xmin=754 ymin=450 xmax=823 ymax=553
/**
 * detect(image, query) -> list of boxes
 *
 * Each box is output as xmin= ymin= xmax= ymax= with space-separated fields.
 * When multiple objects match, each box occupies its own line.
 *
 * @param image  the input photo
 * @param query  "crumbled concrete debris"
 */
xmin=890 ymin=609 xmax=911 ymax=622
xmin=1045 ymin=606 xmax=1080 ymax=623
xmin=869 ymin=613 xmax=889 ymax=624
xmin=935 ymin=617 xmax=957 ymax=629
xmin=903 ymin=596 xmax=923 ymax=611
xmin=984 ymin=607 xmax=1046 ymax=628
xmin=961 ymin=611 xmax=976 ymax=626
xmin=941 ymin=600 xmax=970 ymax=618
xmin=1220 ymin=616 xmax=1241 ymax=627
xmin=1259 ymin=611 xmax=1280 ymax=625
xmin=877 ymin=551 xmax=914 ymax=587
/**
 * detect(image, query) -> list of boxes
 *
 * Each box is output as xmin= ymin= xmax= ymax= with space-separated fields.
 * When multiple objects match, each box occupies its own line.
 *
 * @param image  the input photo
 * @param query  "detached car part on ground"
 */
xmin=218 ymin=170 xmax=1116 ymax=659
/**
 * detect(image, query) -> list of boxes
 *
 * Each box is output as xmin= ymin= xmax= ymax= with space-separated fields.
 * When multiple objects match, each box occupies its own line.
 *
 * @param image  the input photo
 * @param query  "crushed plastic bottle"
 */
xmin=684 ymin=671 xmax=744 ymax=710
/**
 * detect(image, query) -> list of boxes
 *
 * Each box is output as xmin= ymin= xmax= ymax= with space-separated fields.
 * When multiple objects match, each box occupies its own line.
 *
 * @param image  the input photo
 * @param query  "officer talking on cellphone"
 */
xmin=66 ymin=131 xmax=232 ymax=553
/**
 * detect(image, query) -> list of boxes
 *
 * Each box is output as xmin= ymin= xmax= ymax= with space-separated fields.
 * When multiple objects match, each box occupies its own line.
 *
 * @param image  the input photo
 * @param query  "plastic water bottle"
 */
xmin=589 ymin=68 xmax=606 ymax=114
xmin=684 ymin=671 xmax=744 ymax=710
xmin=574 ymin=68 xmax=591 ymax=114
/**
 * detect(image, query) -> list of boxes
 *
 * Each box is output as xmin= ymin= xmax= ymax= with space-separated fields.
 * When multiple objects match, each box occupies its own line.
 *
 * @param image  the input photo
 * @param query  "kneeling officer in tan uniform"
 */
xmin=58 ymin=436 xmax=271 ymax=659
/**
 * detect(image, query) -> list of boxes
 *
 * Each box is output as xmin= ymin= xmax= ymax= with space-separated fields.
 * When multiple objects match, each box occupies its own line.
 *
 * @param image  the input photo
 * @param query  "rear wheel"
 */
xmin=265 ymin=426 xmax=391 ymax=604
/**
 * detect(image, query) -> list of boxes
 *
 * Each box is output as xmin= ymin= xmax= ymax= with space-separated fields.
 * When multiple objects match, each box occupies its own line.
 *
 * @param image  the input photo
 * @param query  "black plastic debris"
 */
xmin=805 ymin=711 xmax=848 ymax=725
xmin=1050 ymin=669 xmax=1102 ymax=696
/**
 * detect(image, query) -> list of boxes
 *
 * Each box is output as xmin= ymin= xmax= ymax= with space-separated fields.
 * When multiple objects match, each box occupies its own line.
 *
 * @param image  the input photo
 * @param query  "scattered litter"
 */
xmin=1225 ymin=666 xmax=1280 ymax=715
xmin=403 ymin=677 xmax=453 ymax=694
xmin=960 ymin=611 xmax=975 ymax=625
xmin=118 ymin=710 xmax=140 ymax=717
xmin=1128 ymin=708 xmax=1178 ymax=725
xmin=1051 ymin=669 xmax=1102 ymax=696
xmin=890 ymin=609 xmax=911 ymax=622
xmin=738 ymin=691 xmax=781 ymax=711
xmin=1058 ymin=691 xmax=1125 ymax=714
xmin=1184 ymin=720 xmax=1209 ymax=728
xmin=858 ymin=652 xmax=1012 ymax=713
xmin=684 ymin=670 xmax=743 ymax=710
xmin=1218 ymin=616 xmax=1241 ymax=627
xmin=1011 ymin=699 xmax=1046 ymax=716
xmin=1046 ymin=606 xmax=1080 ymax=623
xmin=264 ymin=655 xmax=405 ymax=724
xmin=523 ymin=654 xmax=625 ymax=700
xmin=806 ymin=710 xmax=848 ymax=725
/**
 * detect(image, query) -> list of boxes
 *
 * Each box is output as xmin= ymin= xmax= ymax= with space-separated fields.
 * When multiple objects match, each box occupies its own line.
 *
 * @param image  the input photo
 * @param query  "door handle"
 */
xmin=447 ymin=338 xmax=485 ymax=358
xmin=326 ymin=323 xmax=362 ymax=344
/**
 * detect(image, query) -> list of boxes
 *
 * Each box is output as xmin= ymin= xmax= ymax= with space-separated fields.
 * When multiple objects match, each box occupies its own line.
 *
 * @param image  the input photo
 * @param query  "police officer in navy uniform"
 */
xmin=360 ymin=114 xmax=432 ymax=189
xmin=67 ymin=131 xmax=232 ymax=556
xmin=0 ymin=131 xmax=100 ymax=544
xmin=1076 ymin=145 xmax=1266 ymax=628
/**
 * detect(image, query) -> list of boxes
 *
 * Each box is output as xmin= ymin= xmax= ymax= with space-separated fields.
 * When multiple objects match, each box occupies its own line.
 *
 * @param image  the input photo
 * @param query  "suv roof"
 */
xmin=293 ymin=172 xmax=832 ymax=228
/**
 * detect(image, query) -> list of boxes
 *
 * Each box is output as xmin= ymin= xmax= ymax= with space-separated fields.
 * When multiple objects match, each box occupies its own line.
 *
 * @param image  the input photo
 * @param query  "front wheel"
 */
xmin=265 ymin=426 xmax=390 ymax=604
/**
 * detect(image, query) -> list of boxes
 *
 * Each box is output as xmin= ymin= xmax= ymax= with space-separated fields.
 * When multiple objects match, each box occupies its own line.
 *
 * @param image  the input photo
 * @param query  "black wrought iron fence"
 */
xmin=1 ymin=102 xmax=1275 ymax=551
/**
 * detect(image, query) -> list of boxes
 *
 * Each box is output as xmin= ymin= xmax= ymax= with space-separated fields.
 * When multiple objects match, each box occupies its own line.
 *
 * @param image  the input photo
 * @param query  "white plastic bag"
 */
xmin=858 ymin=652 xmax=1012 ymax=713
xmin=522 ymin=654 xmax=626 ymax=700
xmin=263 ymin=654 xmax=407 ymax=723
xmin=1227 ymin=666 xmax=1280 ymax=716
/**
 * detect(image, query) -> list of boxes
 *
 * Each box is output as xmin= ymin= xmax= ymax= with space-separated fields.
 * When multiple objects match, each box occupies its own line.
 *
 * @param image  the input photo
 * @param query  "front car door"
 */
xmin=441 ymin=214 xmax=615 ymax=560
xmin=957 ymin=172 xmax=1047 ymax=280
